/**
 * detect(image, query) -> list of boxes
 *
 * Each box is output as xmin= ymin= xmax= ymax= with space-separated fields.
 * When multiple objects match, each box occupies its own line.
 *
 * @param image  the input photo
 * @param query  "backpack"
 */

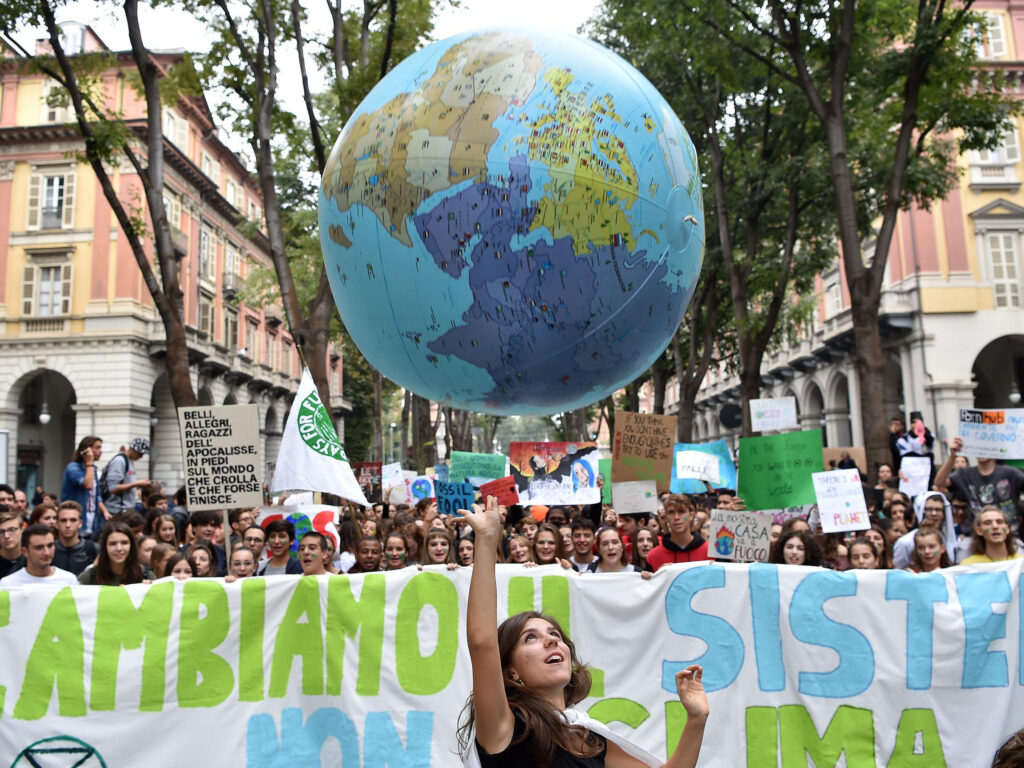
xmin=98 ymin=453 xmax=128 ymax=501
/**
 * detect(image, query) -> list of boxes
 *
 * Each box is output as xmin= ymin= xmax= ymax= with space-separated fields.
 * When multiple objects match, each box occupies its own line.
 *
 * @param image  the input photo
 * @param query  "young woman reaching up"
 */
xmin=459 ymin=496 xmax=708 ymax=767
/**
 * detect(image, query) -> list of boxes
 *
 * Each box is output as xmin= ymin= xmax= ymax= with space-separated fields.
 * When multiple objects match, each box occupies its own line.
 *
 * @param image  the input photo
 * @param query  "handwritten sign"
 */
xmin=177 ymin=404 xmax=262 ymax=511
xmin=759 ymin=505 xmax=813 ymax=526
xmin=509 ymin=442 xmax=600 ymax=504
xmin=709 ymin=509 xmax=772 ymax=562
xmin=610 ymin=480 xmax=659 ymax=514
xmin=403 ymin=475 xmax=435 ymax=503
xmin=432 ymin=464 xmax=449 ymax=483
xmin=599 ymin=458 xmax=612 ymax=503
xmin=612 ymin=412 xmax=676 ymax=493
xmin=959 ymin=408 xmax=1024 ymax=459
xmin=675 ymin=450 xmax=720 ymax=483
xmin=750 ymin=396 xmax=798 ymax=432
xmin=352 ymin=462 xmax=382 ymax=504
xmin=433 ymin=480 xmax=474 ymax=517
xmin=813 ymin=468 xmax=870 ymax=533
xmin=479 ymin=475 xmax=520 ymax=506
xmin=449 ymin=451 xmax=507 ymax=486
xmin=381 ymin=462 xmax=403 ymax=489
xmin=738 ymin=429 xmax=823 ymax=510
xmin=898 ymin=456 xmax=932 ymax=499
xmin=671 ymin=440 xmax=737 ymax=493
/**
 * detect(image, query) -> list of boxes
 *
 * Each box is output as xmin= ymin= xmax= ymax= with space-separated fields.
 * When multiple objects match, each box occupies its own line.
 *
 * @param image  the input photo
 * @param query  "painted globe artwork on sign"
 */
xmin=319 ymin=28 xmax=704 ymax=415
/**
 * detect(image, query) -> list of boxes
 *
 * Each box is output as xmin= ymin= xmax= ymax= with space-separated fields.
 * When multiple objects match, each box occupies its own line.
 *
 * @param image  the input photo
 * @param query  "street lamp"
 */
xmin=389 ymin=422 xmax=396 ymax=464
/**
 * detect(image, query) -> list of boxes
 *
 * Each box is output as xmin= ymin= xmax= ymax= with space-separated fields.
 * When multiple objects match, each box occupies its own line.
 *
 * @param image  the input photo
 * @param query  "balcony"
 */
xmin=969 ymin=162 xmax=1021 ymax=192
xmin=22 ymin=317 xmax=67 ymax=334
xmin=264 ymin=303 xmax=283 ymax=328
xmin=170 ymin=225 xmax=188 ymax=258
xmin=222 ymin=269 xmax=244 ymax=299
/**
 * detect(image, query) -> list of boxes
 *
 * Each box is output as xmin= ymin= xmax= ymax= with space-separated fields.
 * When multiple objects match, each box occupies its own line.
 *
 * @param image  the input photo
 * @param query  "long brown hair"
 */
xmin=531 ymin=522 xmax=567 ymax=564
xmin=423 ymin=529 xmax=455 ymax=564
xmin=971 ymin=506 xmax=1017 ymax=558
xmin=910 ymin=528 xmax=950 ymax=571
xmin=95 ymin=521 xmax=143 ymax=585
xmin=71 ymin=435 xmax=102 ymax=463
xmin=457 ymin=611 xmax=601 ymax=763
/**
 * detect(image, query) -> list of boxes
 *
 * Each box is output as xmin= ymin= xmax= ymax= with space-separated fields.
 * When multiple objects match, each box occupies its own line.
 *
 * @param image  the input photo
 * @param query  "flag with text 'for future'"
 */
xmin=271 ymin=368 xmax=368 ymax=506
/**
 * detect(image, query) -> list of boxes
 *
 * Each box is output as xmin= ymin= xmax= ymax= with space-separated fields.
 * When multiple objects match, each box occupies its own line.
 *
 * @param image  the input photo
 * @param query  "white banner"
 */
xmin=959 ymin=408 xmax=1024 ymax=459
xmin=750 ymin=396 xmax=798 ymax=432
xmin=1 ymin=563 xmax=1022 ymax=766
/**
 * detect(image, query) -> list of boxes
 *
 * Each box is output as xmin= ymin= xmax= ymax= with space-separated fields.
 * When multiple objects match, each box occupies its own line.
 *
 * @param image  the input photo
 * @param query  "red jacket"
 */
xmin=646 ymin=535 xmax=711 ymax=571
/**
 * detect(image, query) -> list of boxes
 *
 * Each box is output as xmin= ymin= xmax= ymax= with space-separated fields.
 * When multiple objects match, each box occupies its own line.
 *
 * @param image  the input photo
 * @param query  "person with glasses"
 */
xmin=0 ymin=511 xmax=25 ymax=579
xmin=227 ymin=546 xmax=257 ymax=579
xmin=229 ymin=508 xmax=256 ymax=546
xmin=242 ymin=525 xmax=267 ymax=563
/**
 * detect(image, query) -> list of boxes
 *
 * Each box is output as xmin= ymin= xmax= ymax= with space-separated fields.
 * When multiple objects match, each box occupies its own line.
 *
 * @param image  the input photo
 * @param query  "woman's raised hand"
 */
xmin=674 ymin=665 xmax=709 ymax=721
xmin=460 ymin=495 xmax=502 ymax=542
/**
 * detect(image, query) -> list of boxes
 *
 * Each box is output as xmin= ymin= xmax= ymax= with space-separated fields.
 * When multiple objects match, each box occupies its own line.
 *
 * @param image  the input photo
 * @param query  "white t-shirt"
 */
xmin=0 ymin=566 xmax=79 ymax=587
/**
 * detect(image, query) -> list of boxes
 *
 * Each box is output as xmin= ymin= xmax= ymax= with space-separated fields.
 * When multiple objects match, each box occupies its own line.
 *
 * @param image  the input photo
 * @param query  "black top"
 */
xmin=477 ymin=714 xmax=606 ymax=767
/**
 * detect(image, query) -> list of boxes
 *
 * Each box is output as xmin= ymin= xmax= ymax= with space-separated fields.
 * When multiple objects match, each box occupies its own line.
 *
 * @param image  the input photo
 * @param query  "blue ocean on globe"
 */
xmin=319 ymin=27 xmax=704 ymax=415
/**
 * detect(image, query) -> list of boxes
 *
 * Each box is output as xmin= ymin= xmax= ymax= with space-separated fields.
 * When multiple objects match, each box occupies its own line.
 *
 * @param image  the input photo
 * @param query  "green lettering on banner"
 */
xmin=887 ymin=709 xmax=946 ymax=767
xmin=587 ymin=698 xmax=649 ymax=729
xmin=745 ymin=706 xmax=778 ymax=764
xmin=779 ymin=705 xmax=874 ymax=768
xmin=14 ymin=587 xmax=86 ymax=719
xmin=270 ymin=577 xmax=324 ymax=697
xmin=91 ymin=583 xmax=173 ymax=712
xmin=326 ymin=574 xmax=385 ymax=696
xmin=239 ymin=578 xmax=266 ymax=702
xmin=664 ymin=701 xmax=685 ymax=757
xmin=395 ymin=572 xmax=458 ymax=695
xmin=506 ymin=575 xmax=570 ymax=636
xmin=0 ymin=590 xmax=8 ymax=715
xmin=177 ymin=580 xmax=233 ymax=708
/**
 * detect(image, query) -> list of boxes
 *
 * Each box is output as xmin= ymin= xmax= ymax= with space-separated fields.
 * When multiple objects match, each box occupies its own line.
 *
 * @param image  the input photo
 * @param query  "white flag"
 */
xmin=271 ymin=368 xmax=369 ymax=506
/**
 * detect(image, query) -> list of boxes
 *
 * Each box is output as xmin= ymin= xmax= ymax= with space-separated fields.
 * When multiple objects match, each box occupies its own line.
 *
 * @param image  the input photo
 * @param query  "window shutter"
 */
xmin=1004 ymin=126 xmax=1020 ymax=163
xmin=60 ymin=264 xmax=72 ymax=314
xmin=988 ymin=15 xmax=1006 ymax=57
xmin=27 ymin=173 xmax=41 ymax=230
xmin=21 ymin=266 xmax=35 ymax=316
xmin=176 ymin=116 xmax=188 ymax=150
xmin=62 ymin=171 xmax=76 ymax=228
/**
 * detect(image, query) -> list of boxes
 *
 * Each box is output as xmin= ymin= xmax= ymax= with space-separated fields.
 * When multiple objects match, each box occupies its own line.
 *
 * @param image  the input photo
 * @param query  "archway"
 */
xmin=12 ymin=369 xmax=77 ymax=494
xmin=828 ymin=375 xmax=853 ymax=447
xmin=150 ymin=375 xmax=183 ymax=490
xmin=801 ymin=381 xmax=826 ymax=445
xmin=972 ymin=334 xmax=1024 ymax=407
xmin=197 ymin=386 xmax=214 ymax=406
xmin=223 ymin=392 xmax=238 ymax=405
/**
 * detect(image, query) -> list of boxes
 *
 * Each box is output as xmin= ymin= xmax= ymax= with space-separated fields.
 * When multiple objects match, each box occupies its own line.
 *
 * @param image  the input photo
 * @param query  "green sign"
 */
xmin=738 ymin=429 xmax=824 ymax=510
xmin=599 ymin=458 xmax=612 ymax=504
xmin=449 ymin=451 xmax=506 ymax=485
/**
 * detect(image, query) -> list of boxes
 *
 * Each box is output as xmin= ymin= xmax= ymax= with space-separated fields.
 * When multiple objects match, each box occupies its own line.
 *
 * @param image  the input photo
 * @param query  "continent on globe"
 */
xmin=319 ymin=27 xmax=705 ymax=415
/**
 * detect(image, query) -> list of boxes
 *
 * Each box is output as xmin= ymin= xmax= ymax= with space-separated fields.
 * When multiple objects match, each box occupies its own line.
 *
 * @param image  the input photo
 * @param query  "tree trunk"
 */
xmin=852 ymin=298 xmax=889 ymax=471
xmin=676 ymin=400 xmax=696 ymax=443
xmin=739 ymin=362 xmax=762 ymax=437
xmin=372 ymin=368 xmax=383 ymax=461
xmin=651 ymin=364 xmax=668 ymax=415
xmin=400 ymin=390 xmax=410 ymax=468
xmin=411 ymin=394 xmax=434 ymax=470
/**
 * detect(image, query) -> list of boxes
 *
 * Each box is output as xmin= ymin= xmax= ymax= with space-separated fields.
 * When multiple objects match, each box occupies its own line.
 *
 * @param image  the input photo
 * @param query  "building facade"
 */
xmin=0 ymin=24 xmax=347 ymax=495
xmin=663 ymin=1 xmax=1024 ymax=461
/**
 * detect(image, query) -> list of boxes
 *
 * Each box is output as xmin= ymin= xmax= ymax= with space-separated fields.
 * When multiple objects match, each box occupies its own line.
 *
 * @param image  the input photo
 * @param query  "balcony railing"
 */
xmin=222 ymin=269 xmax=244 ymax=299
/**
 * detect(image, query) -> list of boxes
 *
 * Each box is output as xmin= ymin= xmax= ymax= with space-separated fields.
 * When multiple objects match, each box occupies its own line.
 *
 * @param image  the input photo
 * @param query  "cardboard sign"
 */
xmin=959 ymin=408 xmax=1024 ymax=459
xmin=177 ymin=404 xmax=263 ymax=511
xmin=610 ymin=480 xmax=659 ymax=514
xmin=352 ymin=462 xmax=382 ymax=504
xmin=479 ymin=475 xmax=520 ymax=506
xmin=822 ymin=446 xmax=868 ymax=475
xmin=750 ymin=396 xmax=798 ymax=432
xmin=675 ymin=450 xmax=720 ymax=483
xmin=812 ymin=468 xmax=870 ymax=533
xmin=898 ymin=456 xmax=932 ymax=498
xmin=671 ymin=440 xmax=737 ymax=493
xmin=709 ymin=509 xmax=773 ymax=562
xmin=433 ymin=480 xmax=475 ymax=517
xmin=599 ymin=458 xmax=612 ymax=504
xmin=611 ymin=411 xmax=677 ymax=493
xmin=508 ymin=442 xmax=600 ymax=505
xmin=738 ymin=429 xmax=823 ymax=510
xmin=449 ymin=451 xmax=507 ymax=486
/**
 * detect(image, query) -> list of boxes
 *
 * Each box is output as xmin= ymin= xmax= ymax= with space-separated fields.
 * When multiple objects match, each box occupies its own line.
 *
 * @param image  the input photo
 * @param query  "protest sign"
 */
xmin=3 ymin=562 xmax=1023 ymax=767
xmin=898 ymin=456 xmax=932 ymax=498
xmin=509 ymin=442 xmax=600 ymax=504
xmin=352 ymin=462 xmax=382 ymax=504
xmin=749 ymin=396 xmax=798 ymax=432
xmin=598 ymin=458 xmax=612 ymax=503
xmin=257 ymin=504 xmax=340 ymax=555
xmin=610 ymin=480 xmax=659 ymax=514
xmin=738 ymin=429 xmax=823 ymax=510
xmin=479 ymin=475 xmax=520 ymax=506
xmin=958 ymin=408 xmax=1024 ymax=459
xmin=434 ymin=480 xmax=475 ymax=517
xmin=822 ymin=446 xmax=867 ymax=474
xmin=177 ymin=404 xmax=262 ymax=511
xmin=381 ymin=461 xmax=403 ymax=489
xmin=449 ymin=451 xmax=507 ymax=486
xmin=708 ymin=509 xmax=772 ymax=562
xmin=812 ymin=468 xmax=870 ymax=533
xmin=759 ymin=505 xmax=813 ymax=526
xmin=404 ymin=475 xmax=435 ymax=503
xmin=674 ymin=450 xmax=720 ymax=484
xmin=612 ymin=411 xmax=676 ymax=493
xmin=432 ymin=464 xmax=449 ymax=483
xmin=671 ymin=440 xmax=737 ymax=494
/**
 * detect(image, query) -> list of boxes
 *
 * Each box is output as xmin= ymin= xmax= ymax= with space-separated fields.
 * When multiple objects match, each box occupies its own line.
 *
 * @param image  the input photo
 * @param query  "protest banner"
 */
xmin=434 ymin=481 xmax=475 ymax=517
xmin=598 ymin=458 xmax=612 ymax=504
xmin=479 ymin=475 xmax=520 ymax=506
xmin=612 ymin=412 xmax=677 ymax=493
xmin=898 ymin=456 xmax=932 ymax=498
xmin=352 ymin=462 xmax=382 ymax=504
xmin=671 ymin=440 xmax=737 ymax=494
xmin=822 ymin=446 xmax=868 ymax=475
xmin=177 ymin=404 xmax=263 ymax=511
xmin=958 ymin=408 xmax=1024 ymax=459
xmin=448 ymin=451 xmax=507 ymax=486
xmin=257 ymin=504 xmax=340 ymax=555
xmin=708 ymin=509 xmax=772 ymax=562
xmin=2 ymin=562 xmax=1023 ymax=767
xmin=610 ymin=480 xmax=659 ymax=514
xmin=812 ymin=468 xmax=870 ymax=533
xmin=509 ymin=441 xmax=600 ymax=504
xmin=738 ymin=429 xmax=823 ymax=510
xmin=749 ymin=396 xmax=798 ymax=432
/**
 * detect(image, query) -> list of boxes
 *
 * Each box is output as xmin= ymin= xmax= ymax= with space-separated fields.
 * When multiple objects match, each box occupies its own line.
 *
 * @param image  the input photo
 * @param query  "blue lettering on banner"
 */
xmin=789 ymin=572 xmax=874 ymax=697
xmin=662 ymin=565 xmax=744 ymax=693
xmin=885 ymin=571 xmax=948 ymax=690
xmin=956 ymin=572 xmax=1011 ymax=688
xmin=749 ymin=564 xmax=785 ymax=692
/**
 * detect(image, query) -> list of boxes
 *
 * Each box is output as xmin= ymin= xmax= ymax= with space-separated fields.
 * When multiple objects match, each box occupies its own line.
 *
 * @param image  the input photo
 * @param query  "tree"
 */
xmin=1 ymin=0 xmax=199 ymax=405
xmin=698 ymin=0 xmax=1017 ymax=467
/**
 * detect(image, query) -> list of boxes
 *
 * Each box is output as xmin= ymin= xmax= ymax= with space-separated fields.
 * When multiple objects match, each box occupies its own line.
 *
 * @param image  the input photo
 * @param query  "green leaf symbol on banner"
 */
xmin=298 ymin=388 xmax=348 ymax=462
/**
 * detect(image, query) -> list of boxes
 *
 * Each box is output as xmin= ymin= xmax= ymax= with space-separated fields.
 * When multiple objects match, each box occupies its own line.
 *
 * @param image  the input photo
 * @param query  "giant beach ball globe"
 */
xmin=319 ymin=27 xmax=703 ymax=415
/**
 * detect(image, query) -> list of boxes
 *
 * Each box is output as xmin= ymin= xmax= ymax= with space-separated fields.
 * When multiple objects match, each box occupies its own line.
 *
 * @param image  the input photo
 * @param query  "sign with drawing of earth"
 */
xmin=319 ymin=27 xmax=704 ymax=415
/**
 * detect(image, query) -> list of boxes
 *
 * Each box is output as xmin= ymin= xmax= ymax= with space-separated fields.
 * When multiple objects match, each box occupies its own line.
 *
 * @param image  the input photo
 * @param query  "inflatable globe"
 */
xmin=319 ymin=28 xmax=703 ymax=415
